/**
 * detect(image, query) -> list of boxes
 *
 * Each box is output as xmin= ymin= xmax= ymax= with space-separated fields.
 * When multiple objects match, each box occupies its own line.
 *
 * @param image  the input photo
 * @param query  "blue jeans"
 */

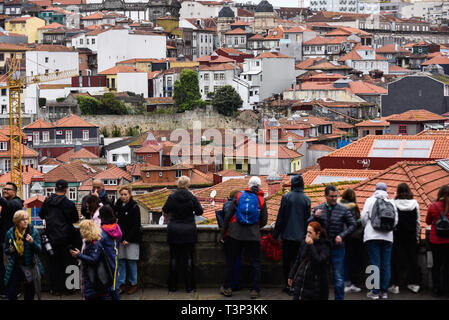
xmin=330 ymin=245 xmax=345 ymax=300
xmin=366 ymin=240 xmax=393 ymax=295
xmin=117 ymin=259 xmax=138 ymax=287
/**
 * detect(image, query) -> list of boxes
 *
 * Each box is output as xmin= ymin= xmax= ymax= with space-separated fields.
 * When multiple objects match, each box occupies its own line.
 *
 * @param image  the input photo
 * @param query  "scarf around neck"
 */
xmin=14 ymin=228 xmax=25 ymax=256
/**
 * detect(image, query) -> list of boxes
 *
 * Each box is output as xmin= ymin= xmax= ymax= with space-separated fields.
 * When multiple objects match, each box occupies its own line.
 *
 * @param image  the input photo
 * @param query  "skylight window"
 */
xmin=369 ymin=139 xmax=434 ymax=158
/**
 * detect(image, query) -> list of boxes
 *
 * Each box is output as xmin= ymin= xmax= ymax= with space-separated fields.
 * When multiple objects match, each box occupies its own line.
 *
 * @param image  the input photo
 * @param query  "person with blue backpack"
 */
xmin=219 ymin=176 xmax=268 ymax=299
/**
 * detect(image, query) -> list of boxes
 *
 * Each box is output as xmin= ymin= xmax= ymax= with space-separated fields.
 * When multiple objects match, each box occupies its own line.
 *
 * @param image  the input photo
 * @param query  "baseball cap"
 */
xmin=55 ymin=179 xmax=68 ymax=191
xmin=375 ymin=182 xmax=387 ymax=191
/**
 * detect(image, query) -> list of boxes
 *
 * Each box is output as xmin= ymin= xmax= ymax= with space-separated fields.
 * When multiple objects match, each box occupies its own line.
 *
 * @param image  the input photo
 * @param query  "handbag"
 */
xmin=87 ymin=245 xmax=114 ymax=291
xmin=261 ymin=234 xmax=282 ymax=261
xmin=433 ymin=203 xmax=449 ymax=238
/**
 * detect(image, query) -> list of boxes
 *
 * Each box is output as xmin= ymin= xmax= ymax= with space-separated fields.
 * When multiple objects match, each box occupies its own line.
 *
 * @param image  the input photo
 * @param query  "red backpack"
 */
xmin=261 ymin=234 xmax=282 ymax=261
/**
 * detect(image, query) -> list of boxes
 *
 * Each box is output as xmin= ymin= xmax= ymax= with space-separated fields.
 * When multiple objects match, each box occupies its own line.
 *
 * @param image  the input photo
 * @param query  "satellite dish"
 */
xmin=210 ymin=190 xmax=217 ymax=198
xmin=158 ymin=215 xmax=165 ymax=225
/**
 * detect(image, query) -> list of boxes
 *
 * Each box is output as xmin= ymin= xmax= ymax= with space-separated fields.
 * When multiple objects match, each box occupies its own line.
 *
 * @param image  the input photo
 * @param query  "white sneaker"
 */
xmin=380 ymin=292 xmax=388 ymax=299
xmin=367 ymin=291 xmax=380 ymax=300
xmin=388 ymin=285 xmax=400 ymax=294
xmin=344 ymin=284 xmax=362 ymax=293
xmin=407 ymin=284 xmax=420 ymax=293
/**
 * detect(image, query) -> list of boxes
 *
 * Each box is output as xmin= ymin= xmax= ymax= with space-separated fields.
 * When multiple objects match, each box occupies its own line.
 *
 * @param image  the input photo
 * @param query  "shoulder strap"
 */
xmin=433 ymin=202 xmax=448 ymax=218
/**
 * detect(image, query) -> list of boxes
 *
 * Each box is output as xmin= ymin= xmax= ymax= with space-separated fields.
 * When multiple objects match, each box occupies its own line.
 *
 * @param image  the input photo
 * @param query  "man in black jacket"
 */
xmin=273 ymin=175 xmax=311 ymax=295
xmin=39 ymin=179 xmax=80 ymax=296
xmin=219 ymin=176 xmax=268 ymax=299
xmin=81 ymin=179 xmax=111 ymax=219
xmin=308 ymin=184 xmax=356 ymax=300
xmin=0 ymin=182 xmax=23 ymax=296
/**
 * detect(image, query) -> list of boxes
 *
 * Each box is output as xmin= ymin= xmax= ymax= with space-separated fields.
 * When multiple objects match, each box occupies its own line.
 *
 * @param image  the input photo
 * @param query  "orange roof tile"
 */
xmin=53 ymin=114 xmax=97 ymax=128
xmin=296 ymin=57 xmax=325 ymax=69
xmin=0 ymin=43 xmax=28 ymax=51
xmin=23 ymin=195 xmax=46 ymax=207
xmin=355 ymin=117 xmax=391 ymax=127
xmin=347 ymin=81 xmax=387 ymax=94
xmin=0 ymin=167 xmax=43 ymax=185
xmin=225 ymin=27 xmax=247 ymax=35
xmin=217 ymin=169 xmax=246 ymax=177
xmin=388 ymin=65 xmax=413 ymax=73
xmin=56 ymin=147 xmax=98 ymax=163
xmin=38 ymin=22 xmax=63 ymax=30
xmin=307 ymin=144 xmax=336 ymax=152
xmin=304 ymin=61 xmax=353 ymax=70
xmin=353 ymin=161 xmax=449 ymax=238
xmin=376 ymin=44 xmax=408 ymax=53
xmin=93 ymin=165 xmax=132 ymax=181
xmin=99 ymin=65 xmax=146 ymax=74
xmin=136 ymin=143 xmax=162 ymax=154
xmin=255 ymin=52 xmax=291 ymax=59
xmin=301 ymin=168 xmax=382 ymax=185
xmin=43 ymin=160 xmax=101 ymax=183
xmin=338 ymin=50 xmax=362 ymax=62
xmin=199 ymin=63 xmax=234 ymax=71
xmin=387 ymin=109 xmax=447 ymax=122
xmin=24 ymin=118 xmax=53 ymax=129
xmin=304 ymin=36 xmax=347 ymax=45
xmin=422 ymin=55 xmax=449 ymax=66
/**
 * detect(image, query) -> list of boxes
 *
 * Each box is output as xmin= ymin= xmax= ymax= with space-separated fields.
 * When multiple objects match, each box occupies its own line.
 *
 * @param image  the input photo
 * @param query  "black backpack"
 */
xmin=433 ymin=203 xmax=449 ymax=238
xmin=371 ymin=198 xmax=396 ymax=232
xmin=87 ymin=244 xmax=114 ymax=291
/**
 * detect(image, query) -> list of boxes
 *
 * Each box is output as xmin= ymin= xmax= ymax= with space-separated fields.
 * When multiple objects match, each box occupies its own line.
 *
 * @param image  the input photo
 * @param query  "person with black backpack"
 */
xmin=425 ymin=184 xmax=449 ymax=297
xmin=389 ymin=183 xmax=421 ymax=295
xmin=361 ymin=182 xmax=398 ymax=300
xmin=70 ymin=219 xmax=110 ymax=300
xmin=219 ymin=176 xmax=268 ymax=299
xmin=39 ymin=179 xmax=80 ymax=296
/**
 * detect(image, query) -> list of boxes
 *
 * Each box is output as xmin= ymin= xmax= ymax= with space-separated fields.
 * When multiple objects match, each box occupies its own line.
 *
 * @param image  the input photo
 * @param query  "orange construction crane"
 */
xmin=1 ymin=55 xmax=78 ymax=198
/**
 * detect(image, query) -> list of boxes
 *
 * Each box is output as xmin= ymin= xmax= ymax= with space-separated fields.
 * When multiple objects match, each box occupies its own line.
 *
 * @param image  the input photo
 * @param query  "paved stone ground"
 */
xmin=37 ymin=287 xmax=448 ymax=300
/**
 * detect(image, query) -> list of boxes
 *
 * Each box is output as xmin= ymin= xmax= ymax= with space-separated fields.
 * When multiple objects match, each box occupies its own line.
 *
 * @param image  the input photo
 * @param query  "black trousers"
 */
xmin=344 ymin=237 xmax=365 ymax=286
xmin=430 ymin=242 xmax=449 ymax=295
xmin=223 ymin=237 xmax=261 ymax=292
xmin=281 ymin=240 xmax=301 ymax=287
xmin=168 ymin=243 xmax=195 ymax=291
xmin=48 ymin=243 xmax=76 ymax=293
xmin=7 ymin=267 xmax=35 ymax=300
xmin=391 ymin=231 xmax=421 ymax=286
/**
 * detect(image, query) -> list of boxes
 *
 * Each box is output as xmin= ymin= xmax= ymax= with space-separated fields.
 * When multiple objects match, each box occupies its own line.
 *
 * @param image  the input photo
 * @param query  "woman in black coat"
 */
xmin=162 ymin=176 xmax=203 ymax=293
xmin=288 ymin=221 xmax=331 ymax=300
xmin=114 ymin=186 xmax=142 ymax=295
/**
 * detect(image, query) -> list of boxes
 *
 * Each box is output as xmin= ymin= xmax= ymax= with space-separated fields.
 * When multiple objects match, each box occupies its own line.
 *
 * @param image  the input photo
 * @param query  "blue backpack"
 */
xmin=235 ymin=191 xmax=260 ymax=225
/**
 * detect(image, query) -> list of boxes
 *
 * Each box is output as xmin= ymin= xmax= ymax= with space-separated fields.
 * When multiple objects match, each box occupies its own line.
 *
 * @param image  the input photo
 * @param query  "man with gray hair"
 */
xmin=219 ymin=176 xmax=268 ymax=299
xmin=361 ymin=182 xmax=398 ymax=300
xmin=81 ymin=179 xmax=112 ymax=219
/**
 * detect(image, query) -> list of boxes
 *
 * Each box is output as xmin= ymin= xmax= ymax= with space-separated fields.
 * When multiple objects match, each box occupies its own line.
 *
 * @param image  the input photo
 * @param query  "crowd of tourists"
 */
xmin=0 ymin=174 xmax=448 ymax=300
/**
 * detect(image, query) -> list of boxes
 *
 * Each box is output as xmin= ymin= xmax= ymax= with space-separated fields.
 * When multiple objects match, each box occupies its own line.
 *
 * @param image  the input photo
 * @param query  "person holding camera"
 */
xmin=4 ymin=210 xmax=44 ymax=300
xmin=39 ymin=179 xmax=80 ymax=296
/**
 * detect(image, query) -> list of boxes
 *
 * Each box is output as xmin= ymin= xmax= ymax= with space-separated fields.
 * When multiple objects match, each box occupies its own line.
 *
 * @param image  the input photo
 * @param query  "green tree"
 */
xmin=99 ymin=93 xmax=128 ymax=115
xmin=77 ymin=96 xmax=99 ymax=115
xmin=111 ymin=125 xmax=122 ymax=137
xmin=173 ymin=69 xmax=204 ymax=112
xmin=125 ymin=126 xmax=141 ymax=136
xmin=211 ymin=85 xmax=243 ymax=116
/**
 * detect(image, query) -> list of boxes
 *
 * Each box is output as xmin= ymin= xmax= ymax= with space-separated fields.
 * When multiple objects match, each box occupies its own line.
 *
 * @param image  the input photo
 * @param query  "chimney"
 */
xmin=267 ymin=172 xmax=283 ymax=196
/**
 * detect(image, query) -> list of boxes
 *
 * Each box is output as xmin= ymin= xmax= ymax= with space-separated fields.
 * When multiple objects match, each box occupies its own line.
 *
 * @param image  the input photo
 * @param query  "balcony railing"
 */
xmin=32 ymin=137 xmax=99 ymax=147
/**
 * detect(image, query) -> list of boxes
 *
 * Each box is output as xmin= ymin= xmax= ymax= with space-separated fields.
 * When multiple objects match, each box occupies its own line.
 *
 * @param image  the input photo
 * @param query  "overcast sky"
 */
xmin=233 ymin=0 xmax=310 ymax=8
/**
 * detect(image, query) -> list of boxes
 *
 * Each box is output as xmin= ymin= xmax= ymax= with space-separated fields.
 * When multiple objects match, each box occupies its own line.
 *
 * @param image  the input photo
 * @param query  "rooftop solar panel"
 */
xmin=373 ymin=139 xmax=402 ymax=149
xmin=403 ymin=140 xmax=434 ymax=149
xmin=370 ymin=149 xmax=399 ymax=157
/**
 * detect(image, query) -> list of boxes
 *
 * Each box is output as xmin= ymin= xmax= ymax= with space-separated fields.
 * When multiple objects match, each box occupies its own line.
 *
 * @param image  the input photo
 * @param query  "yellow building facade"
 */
xmin=5 ymin=17 xmax=46 ymax=44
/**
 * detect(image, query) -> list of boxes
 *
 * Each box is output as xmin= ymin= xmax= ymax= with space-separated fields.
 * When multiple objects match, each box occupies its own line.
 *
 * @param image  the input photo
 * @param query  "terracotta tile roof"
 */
xmin=136 ymin=143 xmax=163 ymax=154
xmin=117 ymin=58 xmax=166 ymax=64
xmin=53 ymin=114 xmax=97 ymax=128
xmin=248 ymin=34 xmax=265 ymax=40
xmin=134 ymin=188 xmax=172 ymax=213
xmin=0 ymin=167 xmax=43 ymax=185
xmin=216 ymin=169 xmax=246 ymax=177
xmin=355 ymin=117 xmax=391 ymax=127
xmin=332 ymin=121 xmax=355 ymax=129
xmin=307 ymin=144 xmax=336 ymax=152
xmin=38 ymin=22 xmax=63 ymax=30
xmin=422 ymin=55 xmax=449 ymax=66
xmin=347 ymin=81 xmax=387 ymax=94
xmin=129 ymin=168 xmax=212 ymax=190
xmin=301 ymin=168 xmax=382 ymax=185
xmin=387 ymin=109 xmax=447 ymax=122
xmin=388 ymin=65 xmax=413 ymax=73
xmin=325 ymin=26 xmax=371 ymax=37
xmin=376 ymin=44 xmax=408 ymax=54
xmin=255 ymin=52 xmax=291 ymax=59
xmin=94 ymin=165 xmax=132 ymax=181
xmin=296 ymin=57 xmax=325 ymax=70
xmin=416 ymin=129 xmax=449 ymax=136
xmin=147 ymin=71 xmax=161 ymax=80
xmin=24 ymin=118 xmax=53 ymax=129
xmin=126 ymin=163 xmax=142 ymax=177
xmin=39 ymin=157 xmax=61 ymax=165
xmin=141 ymin=163 xmax=194 ymax=172
xmin=338 ymin=50 xmax=362 ymax=62
xmin=234 ymin=143 xmax=303 ymax=159
xmin=285 ymin=26 xmax=310 ymax=33
xmin=304 ymin=36 xmax=347 ymax=45
xmin=195 ymin=55 xmax=234 ymax=64
xmin=0 ymin=144 xmax=38 ymax=158
xmin=323 ymin=135 xmax=449 ymax=159
xmin=353 ymin=161 xmax=449 ymax=238
xmin=427 ymin=52 xmax=445 ymax=59
xmin=0 ymin=43 xmax=28 ymax=51
xmin=304 ymin=61 xmax=353 ymax=70
xmin=81 ymin=12 xmax=104 ymax=20
xmin=225 ymin=27 xmax=247 ymax=35
xmin=32 ymin=45 xmax=75 ymax=52
xmin=99 ymin=65 xmax=145 ymax=74
xmin=43 ymin=160 xmax=101 ymax=183
xmin=56 ymin=147 xmax=98 ymax=163
xmin=237 ymin=8 xmax=254 ymax=17
xmin=7 ymin=17 xmax=34 ymax=22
